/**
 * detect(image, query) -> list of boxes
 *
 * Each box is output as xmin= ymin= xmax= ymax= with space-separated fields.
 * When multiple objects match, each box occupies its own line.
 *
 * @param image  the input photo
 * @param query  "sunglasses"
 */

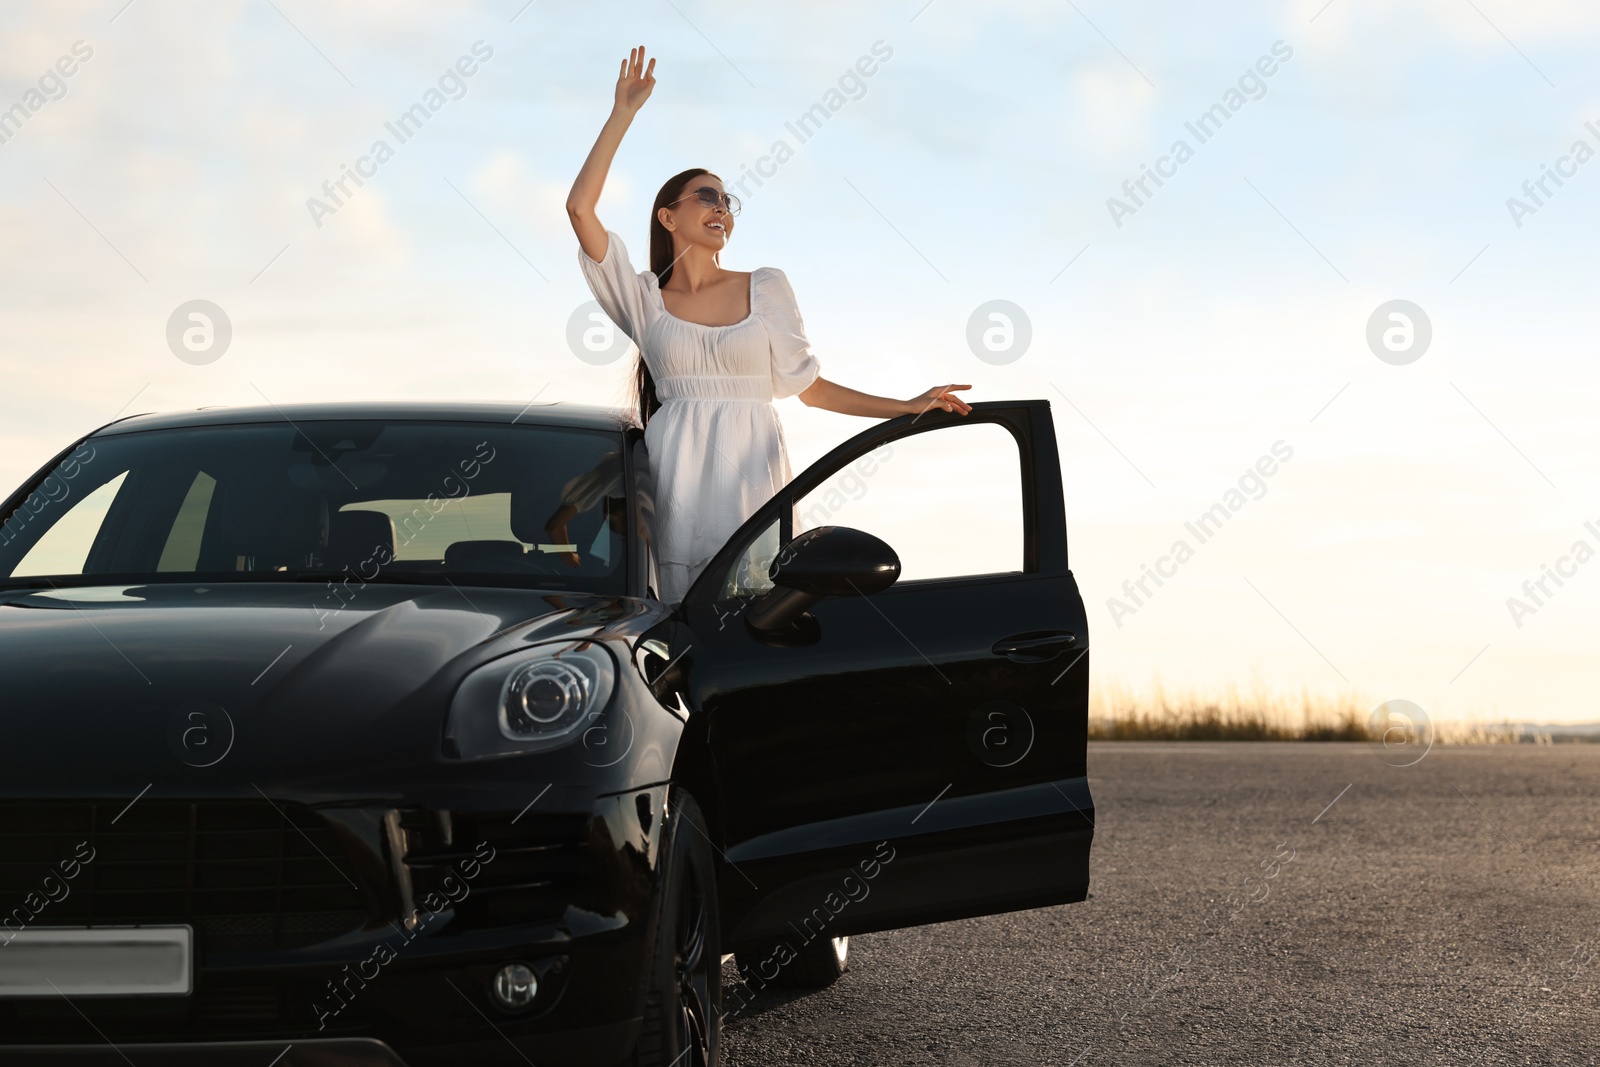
xmin=671 ymin=186 xmax=741 ymax=216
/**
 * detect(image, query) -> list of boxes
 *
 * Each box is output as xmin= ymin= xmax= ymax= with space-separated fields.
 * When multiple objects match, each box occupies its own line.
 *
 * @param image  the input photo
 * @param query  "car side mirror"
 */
xmin=745 ymin=526 xmax=900 ymax=636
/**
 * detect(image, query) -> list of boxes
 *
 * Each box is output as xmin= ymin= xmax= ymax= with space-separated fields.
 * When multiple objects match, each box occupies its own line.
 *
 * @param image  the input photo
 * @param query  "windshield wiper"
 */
xmin=0 ymin=575 xmax=145 ymax=592
xmin=0 ymin=572 xmax=583 ymax=592
xmin=285 ymin=571 xmax=447 ymax=584
xmin=0 ymin=572 xmax=435 ymax=591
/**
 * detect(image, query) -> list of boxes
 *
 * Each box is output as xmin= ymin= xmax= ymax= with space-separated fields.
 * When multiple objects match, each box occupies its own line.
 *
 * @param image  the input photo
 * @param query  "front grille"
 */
xmin=0 ymin=800 xmax=370 ymax=951
xmin=4 ymin=973 xmax=372 ymax=1039
xmin=397 ymin=809 xmax=596 ymax=927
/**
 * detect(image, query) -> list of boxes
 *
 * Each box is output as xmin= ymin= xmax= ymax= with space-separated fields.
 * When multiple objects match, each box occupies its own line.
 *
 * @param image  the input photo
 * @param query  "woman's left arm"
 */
xmin=798 ymin=378 xmax=973 ymax=419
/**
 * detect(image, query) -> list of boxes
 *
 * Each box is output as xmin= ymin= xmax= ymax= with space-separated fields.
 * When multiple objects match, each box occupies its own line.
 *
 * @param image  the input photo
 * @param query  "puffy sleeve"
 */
xmin=576 ymin=229 xmax=652 ymax=346
xmin=757 ymin=267 xmax=823 ymax=400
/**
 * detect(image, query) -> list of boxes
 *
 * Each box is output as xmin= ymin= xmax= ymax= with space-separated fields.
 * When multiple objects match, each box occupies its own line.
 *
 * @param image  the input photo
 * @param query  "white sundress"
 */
xmin=577 ymin=229 xmax=822 ymax=606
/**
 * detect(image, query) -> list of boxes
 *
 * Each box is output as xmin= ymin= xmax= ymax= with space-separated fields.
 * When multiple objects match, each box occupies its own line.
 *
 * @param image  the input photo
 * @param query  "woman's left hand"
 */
xmin=908 ymin=384 xmax=973 ymax=416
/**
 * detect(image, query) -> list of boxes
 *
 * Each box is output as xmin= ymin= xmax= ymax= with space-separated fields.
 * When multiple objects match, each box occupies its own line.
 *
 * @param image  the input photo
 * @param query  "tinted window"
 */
xmin=716 ymin=422 xmax=1026 ymax=599
xmin=0 ymin=421 xmax=629 ymax=593
xmin=792 ymin=424 xmax=1023 ymax=581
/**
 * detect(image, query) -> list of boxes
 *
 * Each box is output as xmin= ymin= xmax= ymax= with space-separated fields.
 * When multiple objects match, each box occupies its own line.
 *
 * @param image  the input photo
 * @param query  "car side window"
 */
xmin=795 ymin=424 xmax=1024 ymax=582
xmin=716 ymin=422 xmax=1026 ymax=598
xmin=720 ymin=516 xmax=781 ymax=599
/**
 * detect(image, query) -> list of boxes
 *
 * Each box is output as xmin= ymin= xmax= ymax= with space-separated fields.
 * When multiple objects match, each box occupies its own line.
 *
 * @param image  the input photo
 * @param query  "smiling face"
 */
xmin=659 ymin=175 xmax=734 ymax=253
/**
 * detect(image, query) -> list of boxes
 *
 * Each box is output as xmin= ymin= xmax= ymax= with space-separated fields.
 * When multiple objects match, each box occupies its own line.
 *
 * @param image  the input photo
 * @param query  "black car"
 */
xmin=0 ymin=399 xmax=1094 ymax=1066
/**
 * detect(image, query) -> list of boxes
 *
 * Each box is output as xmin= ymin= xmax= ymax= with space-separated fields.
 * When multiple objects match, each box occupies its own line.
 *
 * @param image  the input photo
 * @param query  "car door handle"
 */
xmin=991 ymin=630 xmax=1078 ymax=662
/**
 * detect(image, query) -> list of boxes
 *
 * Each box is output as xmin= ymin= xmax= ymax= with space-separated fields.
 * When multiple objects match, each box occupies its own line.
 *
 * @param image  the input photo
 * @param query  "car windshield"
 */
xmin=0 ymin=420 xmax=630 ymax=594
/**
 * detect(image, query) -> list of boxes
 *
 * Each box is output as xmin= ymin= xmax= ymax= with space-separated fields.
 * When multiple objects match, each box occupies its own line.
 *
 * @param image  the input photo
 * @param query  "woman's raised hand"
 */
xmin=910 ymin=384 xmax=973 ymax=416
xmin=614 ymin=46 xmax=656 ymax=114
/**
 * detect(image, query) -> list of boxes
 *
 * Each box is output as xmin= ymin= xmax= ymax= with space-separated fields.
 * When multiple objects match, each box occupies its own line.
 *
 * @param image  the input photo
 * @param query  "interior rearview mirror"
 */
xmin=745 ymin=526 xmax=900 ymax=636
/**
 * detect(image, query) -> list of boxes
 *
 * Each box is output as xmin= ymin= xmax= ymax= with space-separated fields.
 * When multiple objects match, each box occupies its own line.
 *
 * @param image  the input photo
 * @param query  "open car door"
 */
xmin=666 ymin=400 xmax=1093 ymax=951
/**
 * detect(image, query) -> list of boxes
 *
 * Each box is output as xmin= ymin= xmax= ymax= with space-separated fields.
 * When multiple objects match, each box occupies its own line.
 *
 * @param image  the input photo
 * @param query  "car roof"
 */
xmin=90 ymin=401 xmax=636 ymax=437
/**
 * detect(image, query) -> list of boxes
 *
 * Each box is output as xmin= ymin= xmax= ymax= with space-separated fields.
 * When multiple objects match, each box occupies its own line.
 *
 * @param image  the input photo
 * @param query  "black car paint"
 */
xmin=0 ymin=399 xmax=1093 ymax=1065
xmin=646 ymin=401 xmax=1093 ymax=949
xmin=0 ymin=583 xmax=680 ymax=1064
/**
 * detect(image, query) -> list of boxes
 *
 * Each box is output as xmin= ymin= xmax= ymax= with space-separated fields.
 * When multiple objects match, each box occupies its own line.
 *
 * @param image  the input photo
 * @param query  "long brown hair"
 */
xmin=634 ymin=166 xmax=720 ymax=429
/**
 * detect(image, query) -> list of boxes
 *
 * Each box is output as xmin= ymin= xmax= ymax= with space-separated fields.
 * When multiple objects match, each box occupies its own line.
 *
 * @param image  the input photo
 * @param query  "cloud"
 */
xmin=467 ymin=148 xmax=640 ymax=253
xmin=1295 ymin=0 xmax=1600 ymax=56
xmin=1069 ymin=56 xmax=1160 ymax=167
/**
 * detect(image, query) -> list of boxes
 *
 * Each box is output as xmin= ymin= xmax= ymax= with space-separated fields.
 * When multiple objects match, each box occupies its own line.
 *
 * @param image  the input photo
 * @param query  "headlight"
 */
xmin=445 ymin=640 xmax=617 ymax=759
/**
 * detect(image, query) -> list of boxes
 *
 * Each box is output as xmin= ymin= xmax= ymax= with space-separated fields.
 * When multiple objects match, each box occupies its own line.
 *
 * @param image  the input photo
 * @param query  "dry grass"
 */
xmin=1087 ymin=680 xmax=1553 ymax=744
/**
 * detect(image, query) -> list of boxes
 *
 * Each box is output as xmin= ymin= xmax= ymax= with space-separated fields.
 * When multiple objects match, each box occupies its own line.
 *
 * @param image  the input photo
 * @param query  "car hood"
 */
xmin=0 ymin=582 xmax=652 ymax=791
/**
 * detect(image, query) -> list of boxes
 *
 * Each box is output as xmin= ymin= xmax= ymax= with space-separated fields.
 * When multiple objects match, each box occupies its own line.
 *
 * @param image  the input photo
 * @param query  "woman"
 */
xmin=567 ymin=46 xmax=972 ymax=607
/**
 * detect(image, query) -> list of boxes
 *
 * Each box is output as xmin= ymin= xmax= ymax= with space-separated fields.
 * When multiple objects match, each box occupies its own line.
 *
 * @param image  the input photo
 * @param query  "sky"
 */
xmin=1 ymin=0 xmax=1597 ymax=724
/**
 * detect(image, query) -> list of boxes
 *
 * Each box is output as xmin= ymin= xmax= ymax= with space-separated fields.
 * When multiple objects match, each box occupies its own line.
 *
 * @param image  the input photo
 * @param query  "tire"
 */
xmin=735 ymin=934 xmax=848 ymax=990
xmin=632 ymin=789 xmax=721 ymax=1067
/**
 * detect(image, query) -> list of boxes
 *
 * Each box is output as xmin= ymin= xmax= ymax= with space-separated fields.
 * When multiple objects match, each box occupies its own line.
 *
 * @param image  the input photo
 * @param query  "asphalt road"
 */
xmin=720 ymin=742 xmax=1600 ymax=1066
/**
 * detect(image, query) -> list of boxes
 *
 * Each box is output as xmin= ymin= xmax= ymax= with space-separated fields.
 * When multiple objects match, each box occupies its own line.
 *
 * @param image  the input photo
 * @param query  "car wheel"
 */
xmin=632 ymin=789 xmax=720 ymax=1067
xmin=735 ymin=934 xmax=848 ymax=990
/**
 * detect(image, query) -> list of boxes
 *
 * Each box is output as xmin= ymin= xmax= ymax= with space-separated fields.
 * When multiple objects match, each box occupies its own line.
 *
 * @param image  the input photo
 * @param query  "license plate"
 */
xmin=0 ymin=926 xmax=192 ymax=997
